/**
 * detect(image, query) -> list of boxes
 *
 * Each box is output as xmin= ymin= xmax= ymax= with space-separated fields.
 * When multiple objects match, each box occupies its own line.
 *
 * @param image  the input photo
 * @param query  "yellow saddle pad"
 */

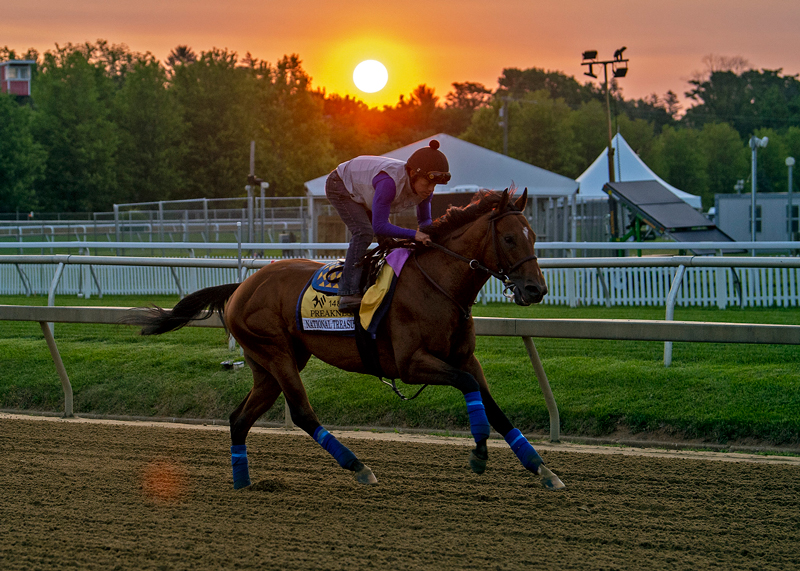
xmin=297 ymin=288 xmax=354 ymax=333
xmin=296 ymin=263 xmax=396 ymax=334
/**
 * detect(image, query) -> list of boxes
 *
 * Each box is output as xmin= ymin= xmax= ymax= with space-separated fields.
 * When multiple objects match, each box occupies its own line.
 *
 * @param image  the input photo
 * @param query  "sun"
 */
xmin=353 ymin=60 xmax=389 ymax=93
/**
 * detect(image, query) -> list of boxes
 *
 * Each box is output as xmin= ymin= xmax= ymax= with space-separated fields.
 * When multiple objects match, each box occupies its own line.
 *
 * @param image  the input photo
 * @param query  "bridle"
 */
xmin=413 ymin=208 xmax=539 ymax=319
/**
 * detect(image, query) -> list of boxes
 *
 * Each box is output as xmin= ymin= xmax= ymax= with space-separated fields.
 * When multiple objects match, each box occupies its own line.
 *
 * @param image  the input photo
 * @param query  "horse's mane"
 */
xmin=425 ymin=189 xmax=517 ymax=241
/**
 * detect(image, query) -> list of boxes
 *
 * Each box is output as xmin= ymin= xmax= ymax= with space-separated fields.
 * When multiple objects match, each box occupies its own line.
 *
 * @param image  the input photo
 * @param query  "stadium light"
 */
xmin=580 ymin=48 xmax=629 ymax=184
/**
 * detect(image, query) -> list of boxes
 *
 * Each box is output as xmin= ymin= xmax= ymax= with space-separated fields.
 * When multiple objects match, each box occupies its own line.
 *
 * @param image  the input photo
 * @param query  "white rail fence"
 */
xmin=5 ymin=262 xmax=799 ymax=309
xmin=0 ymin=241 xmax=800 ymax=308
xmin=2 ymin=240 xmax=800 ymax=309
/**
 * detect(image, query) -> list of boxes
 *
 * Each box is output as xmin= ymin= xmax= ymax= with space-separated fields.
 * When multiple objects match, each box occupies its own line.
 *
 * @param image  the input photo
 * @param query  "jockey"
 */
xmin=325 ymin=139 xmax=451 ymax=313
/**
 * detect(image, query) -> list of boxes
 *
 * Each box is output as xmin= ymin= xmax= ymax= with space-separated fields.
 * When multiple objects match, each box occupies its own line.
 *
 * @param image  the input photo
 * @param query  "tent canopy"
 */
xmin=304 ymin=133 xmax=578 ymax=198
xmin=576 ymin=133 xmax=702 ymax=209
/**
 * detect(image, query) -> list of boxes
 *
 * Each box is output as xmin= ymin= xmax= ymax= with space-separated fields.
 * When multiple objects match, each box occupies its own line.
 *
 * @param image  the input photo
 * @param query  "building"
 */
xmin=714 ymin=193 xmax=799 ymax=242
xmin=0 ymin=60 xmax=35 ymax=97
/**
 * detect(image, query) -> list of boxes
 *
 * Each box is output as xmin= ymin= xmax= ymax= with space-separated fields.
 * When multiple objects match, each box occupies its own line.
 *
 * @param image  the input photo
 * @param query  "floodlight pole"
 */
xmin=581 ymin=50 xmax=628 ymax=184
xmin=582 ymin=49 xmax=628 ymax=242
xmin=602 ymin=63 xmax=615 ymax=183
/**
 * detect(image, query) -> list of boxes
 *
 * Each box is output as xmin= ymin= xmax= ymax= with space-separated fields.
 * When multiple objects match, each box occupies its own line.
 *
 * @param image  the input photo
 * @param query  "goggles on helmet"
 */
xmin=425 ymin=171 xmax=451 ymax=184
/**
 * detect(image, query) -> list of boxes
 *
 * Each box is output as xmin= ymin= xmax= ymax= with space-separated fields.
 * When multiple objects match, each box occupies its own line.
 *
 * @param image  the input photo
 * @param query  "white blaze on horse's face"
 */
xmin=523 ymin=227 xmax=530 ymax=242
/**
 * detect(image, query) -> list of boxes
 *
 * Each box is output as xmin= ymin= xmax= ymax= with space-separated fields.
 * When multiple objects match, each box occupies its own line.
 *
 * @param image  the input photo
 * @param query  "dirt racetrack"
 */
xmin=1 ymin=414 xmax=799 ymax=570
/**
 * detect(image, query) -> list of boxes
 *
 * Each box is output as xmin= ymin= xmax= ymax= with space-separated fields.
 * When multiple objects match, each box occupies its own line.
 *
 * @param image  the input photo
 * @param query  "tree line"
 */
xmin=1 ymin=41 xmax=799 ymax=215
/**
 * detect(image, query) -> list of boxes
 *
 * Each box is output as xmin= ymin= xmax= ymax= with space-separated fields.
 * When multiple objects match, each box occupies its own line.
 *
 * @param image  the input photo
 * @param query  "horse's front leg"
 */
xmin=463 ymin=356 xmax=565 ymax=490
xmin=403 ymin=351 xmax=492 ymax=472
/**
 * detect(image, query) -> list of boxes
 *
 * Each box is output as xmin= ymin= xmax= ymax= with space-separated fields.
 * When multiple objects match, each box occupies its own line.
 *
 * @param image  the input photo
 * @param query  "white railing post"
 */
xmin=522 ymin=337 xmax=560 ymax=442
xmin=664 ymin=265 xmax=687 ymax=367
xmin=47 ymin=261 xmax=66 ymax=335
xmin=39 ymin=321 xmax=73 ymax=418
xmin=715 ymin=258 xmax=728 ymax=310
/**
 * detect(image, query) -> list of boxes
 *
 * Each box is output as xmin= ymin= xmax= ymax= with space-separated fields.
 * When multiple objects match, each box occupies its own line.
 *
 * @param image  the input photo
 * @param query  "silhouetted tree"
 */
xmin=114 ymin=54 xmax=185 ymax=204
xmin=166 ymin=45 xmax=197 ymax=69
xmin=684 ymin=68 xmax=800 ymax=136
xmin=0 ymin=94 xmax=45 ymax=212
xmin=31 ymin=45 xmax=120 ymax=211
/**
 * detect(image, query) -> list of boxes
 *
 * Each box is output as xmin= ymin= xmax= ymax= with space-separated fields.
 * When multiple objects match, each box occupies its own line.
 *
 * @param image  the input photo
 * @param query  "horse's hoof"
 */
xmin=538 ymin=464 xmax=565 ymax=490
xmin=469 ymin=450 xmax=487 ymax=475
xmin=354 ymin=464 xmax=378 ymax=485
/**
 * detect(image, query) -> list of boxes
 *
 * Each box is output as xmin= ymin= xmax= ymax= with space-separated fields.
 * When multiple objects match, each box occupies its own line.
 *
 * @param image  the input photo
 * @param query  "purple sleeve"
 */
xmin=371 ymin=172 xmax=417 ymax=240
xmin=416 ymin=195 xmax=432 ymax=228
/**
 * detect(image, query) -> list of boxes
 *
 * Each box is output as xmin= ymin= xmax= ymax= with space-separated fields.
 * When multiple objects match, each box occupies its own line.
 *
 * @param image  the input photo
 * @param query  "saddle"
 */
xmin=295 ymin=242 xmax=413 ymax=378
xmin=296 ymin=243 xmax=412 ymax=333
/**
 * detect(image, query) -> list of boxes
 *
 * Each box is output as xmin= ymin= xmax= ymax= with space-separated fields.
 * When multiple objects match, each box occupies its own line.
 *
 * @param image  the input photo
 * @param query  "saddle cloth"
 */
xmin=296 ymin=249 xmax=411 ymax=334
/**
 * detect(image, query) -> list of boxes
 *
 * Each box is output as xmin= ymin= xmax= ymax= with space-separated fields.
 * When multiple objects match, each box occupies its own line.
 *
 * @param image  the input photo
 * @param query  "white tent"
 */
xmin=576 ymin=133 xmax=702 ymax=209
xmin=304 ymin=133 xmax=579 ymax=199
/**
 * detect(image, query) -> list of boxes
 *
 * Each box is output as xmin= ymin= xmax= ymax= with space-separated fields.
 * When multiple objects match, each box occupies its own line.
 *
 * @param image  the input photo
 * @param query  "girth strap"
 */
xmin=353 ymin=286 xmax=429 ymax=401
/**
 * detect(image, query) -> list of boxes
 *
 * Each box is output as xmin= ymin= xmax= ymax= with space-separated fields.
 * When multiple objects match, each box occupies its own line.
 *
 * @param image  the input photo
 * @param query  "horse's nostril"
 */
xmin=524 ymin=283 xmax=548 ymax=301
xmin=526 ymin=284 xmax=544 ymax=296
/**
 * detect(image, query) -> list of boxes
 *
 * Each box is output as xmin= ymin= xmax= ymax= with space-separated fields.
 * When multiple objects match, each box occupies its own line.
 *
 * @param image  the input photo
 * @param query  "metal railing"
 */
xmin=2 ymin=246 xmax=800 ymax=369
xmin=2 ymin=241 xmax=800 ymax=309
xmin=2 ymin=304 xmax=799 ymax=442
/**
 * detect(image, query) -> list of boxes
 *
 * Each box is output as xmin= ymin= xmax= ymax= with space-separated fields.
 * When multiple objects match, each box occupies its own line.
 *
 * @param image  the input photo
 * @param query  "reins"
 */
xmin=413 ymin=252 xmax=473 ymax=320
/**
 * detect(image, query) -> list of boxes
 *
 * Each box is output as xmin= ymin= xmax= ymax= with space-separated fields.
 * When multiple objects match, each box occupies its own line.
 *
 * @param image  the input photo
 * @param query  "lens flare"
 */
xmin=140 ymin=459 xmax=188 ymax=503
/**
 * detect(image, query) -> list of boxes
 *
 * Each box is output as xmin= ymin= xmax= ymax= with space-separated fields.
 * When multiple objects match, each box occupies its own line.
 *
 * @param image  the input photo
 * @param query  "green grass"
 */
xmin=1 ymin=294 xmax=799 ymax=445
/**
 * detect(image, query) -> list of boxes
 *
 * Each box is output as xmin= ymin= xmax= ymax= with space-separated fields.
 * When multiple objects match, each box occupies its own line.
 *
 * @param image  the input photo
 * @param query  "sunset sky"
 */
xmin=3 ymin=1 xmax=799 ymax=110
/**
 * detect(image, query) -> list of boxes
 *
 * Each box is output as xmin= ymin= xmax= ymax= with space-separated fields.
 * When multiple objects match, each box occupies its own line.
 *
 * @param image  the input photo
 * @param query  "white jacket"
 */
xmin=336 ymin=156 xmax=424 ymax=213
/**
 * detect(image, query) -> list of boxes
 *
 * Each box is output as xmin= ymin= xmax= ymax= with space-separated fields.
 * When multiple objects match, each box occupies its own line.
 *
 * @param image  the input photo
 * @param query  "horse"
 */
xmin=125 ymin=188 xmax=565 ymax=491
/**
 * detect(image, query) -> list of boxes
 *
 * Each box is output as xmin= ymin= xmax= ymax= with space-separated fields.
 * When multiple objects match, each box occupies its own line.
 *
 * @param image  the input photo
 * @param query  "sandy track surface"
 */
xmin=2 ymin=413 xmax=799 ymax=570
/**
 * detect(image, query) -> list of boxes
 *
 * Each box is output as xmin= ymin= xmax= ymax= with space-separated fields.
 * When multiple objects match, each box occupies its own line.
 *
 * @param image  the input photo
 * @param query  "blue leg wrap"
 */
xmin=464 ymin=391 xmax=491 ymax=443
xmin=314 ymin=427 xmax=358 ymax=470
xmin=504 ymin=428 xmax=543 ymax=472
xmin=231 ymin=444 xmax=251 ymax=489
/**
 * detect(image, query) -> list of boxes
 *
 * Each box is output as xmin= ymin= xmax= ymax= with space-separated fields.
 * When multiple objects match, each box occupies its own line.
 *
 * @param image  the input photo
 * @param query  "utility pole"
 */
xmin=749 ymin=135 xmax=769 ymax=255
xmin=787 ymin=157 xmax=796 ymax=241
xmin=498 ymin=98 xmax=509 ymax=155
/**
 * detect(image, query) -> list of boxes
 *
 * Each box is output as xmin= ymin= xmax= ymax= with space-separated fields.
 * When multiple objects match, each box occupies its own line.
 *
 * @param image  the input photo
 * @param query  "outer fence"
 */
xmin=5 ymin=261 xmax=800 ymax=308
xmin=2 ymin=240 xmax=800 ymax=309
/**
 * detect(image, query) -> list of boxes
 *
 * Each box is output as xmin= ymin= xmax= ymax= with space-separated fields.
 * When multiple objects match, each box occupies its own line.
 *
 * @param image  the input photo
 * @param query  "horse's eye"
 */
xmin=504 ymin=236 xmax=515 ymax=246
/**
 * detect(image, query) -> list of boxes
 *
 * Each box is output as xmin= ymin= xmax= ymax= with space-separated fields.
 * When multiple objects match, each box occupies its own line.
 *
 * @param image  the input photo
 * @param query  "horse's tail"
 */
xmin=121 ymin=283 xmax=240 ymax=336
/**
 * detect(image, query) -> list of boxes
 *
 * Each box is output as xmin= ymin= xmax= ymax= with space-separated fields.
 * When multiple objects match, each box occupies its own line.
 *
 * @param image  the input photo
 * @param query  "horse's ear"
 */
xmin=497 ymin=188 xmax=511 ymax=212
xmin=514 ymin=188 xmax=528 ymax=211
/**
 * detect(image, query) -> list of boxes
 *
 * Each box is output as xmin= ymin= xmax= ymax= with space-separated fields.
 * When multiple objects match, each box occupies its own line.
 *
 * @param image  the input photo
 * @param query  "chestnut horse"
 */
xmin=127 ymin=189 xmax=564 ymax=490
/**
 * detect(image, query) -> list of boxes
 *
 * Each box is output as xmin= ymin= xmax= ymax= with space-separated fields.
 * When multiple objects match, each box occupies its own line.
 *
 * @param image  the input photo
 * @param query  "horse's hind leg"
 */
xmin=228 ymin=355 xmax=283 ymax=489
xmin=245 ymin=350 xmax=378 ymax=486
xmin=283 ymin=376 xmax=378 ymax=486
